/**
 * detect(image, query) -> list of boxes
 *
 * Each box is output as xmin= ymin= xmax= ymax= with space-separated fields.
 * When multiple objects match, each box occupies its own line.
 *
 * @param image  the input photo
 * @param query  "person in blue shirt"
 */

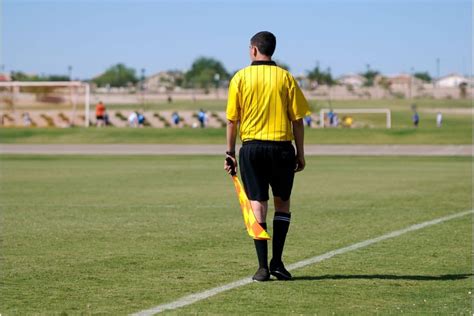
xmin=172 ymin=112 xmax=180 ymax=126
xmin=198 ymin=109 xmax=206 ymax=128
xmin=328 ymin=109 xmax=334 ymax=126
xmin=412 ymin=112 xmax=419 ymax=127
xmin=137 ymin=112 xmax=146 ymax=126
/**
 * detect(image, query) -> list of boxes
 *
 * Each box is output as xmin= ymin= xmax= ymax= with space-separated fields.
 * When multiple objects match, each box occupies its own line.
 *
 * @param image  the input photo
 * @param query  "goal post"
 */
xmin=0 ymin=81 xmax=91 ymax=127
xmin=319 ymin=108 xmax=391 ymax=128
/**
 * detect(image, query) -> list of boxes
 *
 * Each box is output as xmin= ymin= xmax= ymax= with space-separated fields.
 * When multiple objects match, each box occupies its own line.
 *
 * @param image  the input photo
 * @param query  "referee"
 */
xmin=224 ymin=31 xmax=310 ymax=281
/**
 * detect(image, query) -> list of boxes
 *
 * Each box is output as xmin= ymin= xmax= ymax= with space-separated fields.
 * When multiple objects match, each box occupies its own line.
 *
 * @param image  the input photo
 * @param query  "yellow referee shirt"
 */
xmin=226 ymin=60 xmax=310 ymax=142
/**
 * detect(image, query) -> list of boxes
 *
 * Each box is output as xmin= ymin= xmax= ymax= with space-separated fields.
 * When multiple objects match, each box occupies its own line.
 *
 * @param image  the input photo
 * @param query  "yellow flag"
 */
xmin=231 ymin=175 xmax=271 ymax=240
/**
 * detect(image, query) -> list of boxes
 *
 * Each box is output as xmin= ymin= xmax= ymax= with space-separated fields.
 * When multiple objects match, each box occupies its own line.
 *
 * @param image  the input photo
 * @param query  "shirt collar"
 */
xmin=251 ymin=60 xmax=277 ymax=66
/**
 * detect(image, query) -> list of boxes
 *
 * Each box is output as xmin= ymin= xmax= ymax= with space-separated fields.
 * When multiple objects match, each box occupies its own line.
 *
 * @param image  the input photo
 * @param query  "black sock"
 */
xmin=254 ymin=223 xmax=268 ymax=269
xmin=272 ymin=212 xmax=291 ymax=264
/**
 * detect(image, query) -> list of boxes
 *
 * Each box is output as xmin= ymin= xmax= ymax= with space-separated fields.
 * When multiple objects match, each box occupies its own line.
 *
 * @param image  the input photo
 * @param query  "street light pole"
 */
xmin=214 ymin=73 xmax=220 ymax=99
xmin=436 ymin=58 xmax=440 ymax=86
xmin=68 ymin=65 xmax=72 ymax=81
xmin=410 ymin=66 xmax=415 ymax=99
xmin=141 ymin=68 xmax=146 ymax=109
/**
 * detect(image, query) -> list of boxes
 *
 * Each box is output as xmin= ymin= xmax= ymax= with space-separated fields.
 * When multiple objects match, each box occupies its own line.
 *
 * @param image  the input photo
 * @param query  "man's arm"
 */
xmin=292 ymin=118 xmax=305 ymax=172
xmin=224 ymin=119 xmax=238 ymax=174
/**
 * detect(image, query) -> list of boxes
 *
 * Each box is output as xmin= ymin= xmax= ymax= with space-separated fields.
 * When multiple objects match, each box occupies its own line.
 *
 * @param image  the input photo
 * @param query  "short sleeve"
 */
xmin=226 ymin=76 xmax=240 ymax=121
xmin=287 ymin=75 xmax=310 ymax=121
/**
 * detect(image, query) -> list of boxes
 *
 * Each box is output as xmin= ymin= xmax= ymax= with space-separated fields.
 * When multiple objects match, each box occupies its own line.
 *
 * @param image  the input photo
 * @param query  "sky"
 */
xmin=2 ymin=0 xmax=472 ymax=79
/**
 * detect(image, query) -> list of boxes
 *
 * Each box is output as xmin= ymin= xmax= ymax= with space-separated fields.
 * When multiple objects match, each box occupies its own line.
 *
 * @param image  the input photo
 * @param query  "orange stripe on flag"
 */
xmin=231 ymin=176 xmax=270 ymax=240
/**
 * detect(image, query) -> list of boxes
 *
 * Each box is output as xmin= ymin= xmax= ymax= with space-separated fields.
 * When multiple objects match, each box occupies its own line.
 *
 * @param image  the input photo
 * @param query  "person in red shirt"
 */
xmin=95 ymin=101 xmax=106 ymax=127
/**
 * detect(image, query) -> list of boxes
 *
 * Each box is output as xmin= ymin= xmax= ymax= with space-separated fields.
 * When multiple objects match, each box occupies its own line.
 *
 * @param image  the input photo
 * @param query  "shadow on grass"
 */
xmin=292 ymin=274 xmax=473 ymax=281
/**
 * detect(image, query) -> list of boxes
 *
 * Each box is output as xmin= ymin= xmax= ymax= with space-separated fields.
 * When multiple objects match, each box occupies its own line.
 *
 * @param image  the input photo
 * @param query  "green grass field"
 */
xmin=67 ymin=98 xmax=471 ymax=117
xmin=6 ymin=97 xmax=471 ymax=112
xmin=1 ymin=115 xmax=471 ymax=144
xmin=1 ymin=98 xmax=471 ymax=144
xmin=1 ymin=155 xmax=471 ymax=314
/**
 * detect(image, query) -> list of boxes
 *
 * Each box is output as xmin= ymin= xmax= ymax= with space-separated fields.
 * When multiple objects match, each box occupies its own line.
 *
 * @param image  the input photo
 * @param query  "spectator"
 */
xmin=198 ymin=109 xmax=207 ymax=128
xmin=328 ymin=109 xmax=334 ymax=126
xmin=342 ymin=115 xmax=353 ymax=128
xmin=436 ymin=112 xmax=442 ymax=128
xmin=332 ymin=113 xmax=339 ymax=127
xmin=95 ymin=101 xmax=106 ymax=127
xmin=128 ymin=111 xmax=138 ymax=127
xmin=22 ymin=112 xmax=32 ymax=127
xmin=172 ymin=112 xmax=180 ymax=126
xmin=104 ymin=112 xmax=110 ymax=126
xmin=137 ymin=112 xmax=146 ymax=127
xmin=304 ymin=115 xmax=312 ymax=127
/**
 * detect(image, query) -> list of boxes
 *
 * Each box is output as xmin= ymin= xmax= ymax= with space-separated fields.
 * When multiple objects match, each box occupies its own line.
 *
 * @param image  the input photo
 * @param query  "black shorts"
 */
xmin=239 ymin=140 xmax=296 ymax=202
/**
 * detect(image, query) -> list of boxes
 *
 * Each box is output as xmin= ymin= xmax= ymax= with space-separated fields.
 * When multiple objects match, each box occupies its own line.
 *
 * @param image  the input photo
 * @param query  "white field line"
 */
xmin=131 ymin=209 xmax=473 ymax=316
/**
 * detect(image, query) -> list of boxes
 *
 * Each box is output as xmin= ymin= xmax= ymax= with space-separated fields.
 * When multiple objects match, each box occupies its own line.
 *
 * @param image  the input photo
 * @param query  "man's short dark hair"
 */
xmin=250 ymin=31 xmax=276 ymax=57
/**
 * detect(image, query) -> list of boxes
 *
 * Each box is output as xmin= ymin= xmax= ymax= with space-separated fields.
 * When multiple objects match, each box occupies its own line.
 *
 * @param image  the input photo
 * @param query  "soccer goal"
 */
xmin=0 ymin=81 xmax=91 ymax=127
xmin=319 ymin=108 xmax=392 ymax=128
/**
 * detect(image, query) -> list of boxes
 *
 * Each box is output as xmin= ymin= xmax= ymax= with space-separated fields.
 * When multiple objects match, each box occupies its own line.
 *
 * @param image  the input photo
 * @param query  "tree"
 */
xmin=377 ymin=76 xmax=392 ymax=97
xmin=184 ymin=57 xmax=229 ymax=90
xmin=360 ymin=68 xmax=380 ymax=87
xmin=10 ymin=71 xmax=69 ymax=81
xmin=307 ymin=65 xmax=335 ymax=85
xmin=92 ymin=63 xmax=138 ymax=87
xmin=10 ymin=71 xmax=70 ymax=96
xmin=11 ymin=71 xmax=33 ymax=81
xmin=459 ymin=82 xmax=468 ymax=99
xmin=413 ymin=71 xmax=432 ymax=83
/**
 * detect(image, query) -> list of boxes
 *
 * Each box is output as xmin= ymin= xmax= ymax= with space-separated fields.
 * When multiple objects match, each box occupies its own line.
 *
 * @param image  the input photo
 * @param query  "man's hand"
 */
xmin=224 ymin=155 xmax=238 ymax=175
xmin=292 ymin=119 xmax=305 ymax=172
xmin=226 ymin=119 xmax=238 ymax=175
xmin=295 ymin=153 xmax=305 ymax=172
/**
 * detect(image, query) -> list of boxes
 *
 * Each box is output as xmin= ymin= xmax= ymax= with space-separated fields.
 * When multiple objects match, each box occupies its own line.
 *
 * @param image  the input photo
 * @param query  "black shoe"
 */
xmin=270 ymin=260 xmax=292 ymax=280
xmin=252 ymin=267 xmax=270 ymax=282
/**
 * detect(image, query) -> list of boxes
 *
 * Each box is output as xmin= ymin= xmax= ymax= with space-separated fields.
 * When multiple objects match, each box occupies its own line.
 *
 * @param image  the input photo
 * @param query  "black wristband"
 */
xmin=226 ymin=151 xmax=235 ymax=157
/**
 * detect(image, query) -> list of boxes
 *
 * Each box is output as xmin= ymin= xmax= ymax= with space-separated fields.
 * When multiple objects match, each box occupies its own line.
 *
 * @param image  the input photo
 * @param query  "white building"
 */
xmin=338 ymin=74 xmax=366 ymax=87
xmin=383 ymin=73 xmax=424 ymax=88
xmin=436 ymin=73 xmax=468 ymax=87
xmin=145 ymin=71 xmax=184 ymax=92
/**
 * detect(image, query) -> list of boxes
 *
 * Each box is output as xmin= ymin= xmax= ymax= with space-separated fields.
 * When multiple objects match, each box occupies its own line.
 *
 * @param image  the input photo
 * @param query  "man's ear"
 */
xmin=251 ymin=46 xmax=258 ymax=57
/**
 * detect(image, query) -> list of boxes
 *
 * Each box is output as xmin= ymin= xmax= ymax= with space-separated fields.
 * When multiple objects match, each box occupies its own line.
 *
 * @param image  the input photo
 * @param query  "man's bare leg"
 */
xmin=250 ymin=200 xmax=268 ymax=223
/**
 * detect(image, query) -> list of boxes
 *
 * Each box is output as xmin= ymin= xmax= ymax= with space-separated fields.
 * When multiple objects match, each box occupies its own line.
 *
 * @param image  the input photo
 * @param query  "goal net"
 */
xmin=0 ymin=81 xmax=91 ymax=127
xmin=319 ymin=108 xmax=391 ymax=128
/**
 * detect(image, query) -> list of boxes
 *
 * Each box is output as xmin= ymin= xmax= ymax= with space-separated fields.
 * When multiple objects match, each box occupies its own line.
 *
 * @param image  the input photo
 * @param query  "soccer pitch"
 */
xmin=0 ymin=155 xmax=472 ymax=314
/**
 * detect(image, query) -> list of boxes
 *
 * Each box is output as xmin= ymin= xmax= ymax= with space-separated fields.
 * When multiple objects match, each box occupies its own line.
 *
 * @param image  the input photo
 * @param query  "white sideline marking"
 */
xmin=131 ymin=209 xmax=473 ymax=316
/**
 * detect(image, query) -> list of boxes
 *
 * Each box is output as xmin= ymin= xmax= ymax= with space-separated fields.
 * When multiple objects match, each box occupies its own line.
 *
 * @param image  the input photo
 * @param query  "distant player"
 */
xmin=224 ymin=31 xmax=310 ymax=281
xmin=413 ymin=111 xmax=420 ymax=127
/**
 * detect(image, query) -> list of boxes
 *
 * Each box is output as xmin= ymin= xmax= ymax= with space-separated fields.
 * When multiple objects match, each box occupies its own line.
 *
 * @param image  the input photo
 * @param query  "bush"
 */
xmin=391 ymin=92 xmax=405 ymax=99
xmin=40 ymin=114 xmax=55 ymax=127
xmin=153 ymin=112 xmax=171 ymax=127
xmin=115 ymin=112 xmax=127 ymax=121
